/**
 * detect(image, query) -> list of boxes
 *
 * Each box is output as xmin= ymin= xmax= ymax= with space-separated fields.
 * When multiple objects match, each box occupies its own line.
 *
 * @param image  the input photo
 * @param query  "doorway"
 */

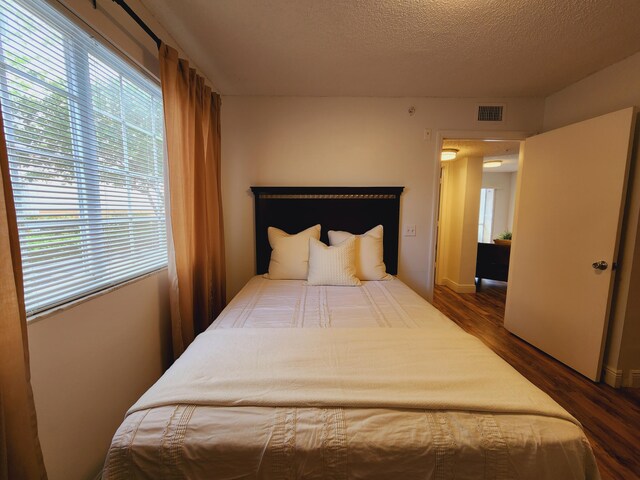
xmin=433 ymin=139 xmax=520 ymax=310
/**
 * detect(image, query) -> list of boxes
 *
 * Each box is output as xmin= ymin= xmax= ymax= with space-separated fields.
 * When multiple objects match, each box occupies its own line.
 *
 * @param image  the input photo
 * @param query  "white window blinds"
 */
xmin=0 ymin=0 xmax=167 ymax=315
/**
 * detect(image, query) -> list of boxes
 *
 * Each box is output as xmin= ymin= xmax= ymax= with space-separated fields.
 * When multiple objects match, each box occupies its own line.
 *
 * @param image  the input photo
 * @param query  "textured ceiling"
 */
xmin=140 ymin=0 xmax=640 ymax=97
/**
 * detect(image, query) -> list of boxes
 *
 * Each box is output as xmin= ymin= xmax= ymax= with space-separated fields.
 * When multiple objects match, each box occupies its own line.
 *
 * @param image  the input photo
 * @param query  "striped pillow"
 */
xmin=328 ymin=225 xmax=391 ymax=280
xmin=306 ymin=237 xmax=361 ymax=286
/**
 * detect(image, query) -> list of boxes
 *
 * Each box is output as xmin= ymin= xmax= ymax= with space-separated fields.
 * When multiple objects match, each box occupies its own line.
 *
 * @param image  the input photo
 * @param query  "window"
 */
xmin=0 ymin=0 xmax=166 ymax=315
xmin=478 ymin=188 xmax=495 ymax=243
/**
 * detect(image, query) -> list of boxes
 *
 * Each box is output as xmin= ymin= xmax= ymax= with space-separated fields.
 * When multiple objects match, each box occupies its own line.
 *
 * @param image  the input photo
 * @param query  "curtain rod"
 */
xmin=93 ymin=0 xmax=162 ymax=49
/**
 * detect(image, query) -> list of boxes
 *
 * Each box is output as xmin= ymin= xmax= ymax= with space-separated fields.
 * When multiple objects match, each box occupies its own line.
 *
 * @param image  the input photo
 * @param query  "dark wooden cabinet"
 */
xmin=476 ymin=243 xmax=511 ymax=283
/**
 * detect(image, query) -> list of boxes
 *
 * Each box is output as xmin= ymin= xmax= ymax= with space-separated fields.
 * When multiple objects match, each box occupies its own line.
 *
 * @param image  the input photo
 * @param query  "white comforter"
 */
xmin=129 ymin=328 xmax=576 ymax=424
xmin=103 ymin=277 xmax=600 ymax=480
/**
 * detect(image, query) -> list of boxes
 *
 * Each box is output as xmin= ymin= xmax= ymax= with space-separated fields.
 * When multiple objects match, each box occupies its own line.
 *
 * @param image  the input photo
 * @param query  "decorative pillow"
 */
xmin=328 ymin=225 xmax=391 ymax=280
xmin=267 ymin=224 xmax=321 ymax=279
xmin=306 ymin=237 xmax=361 ymax=286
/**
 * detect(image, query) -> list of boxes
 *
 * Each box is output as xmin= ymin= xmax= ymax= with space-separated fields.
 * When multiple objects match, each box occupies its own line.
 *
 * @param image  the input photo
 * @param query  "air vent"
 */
xmin=477 ymin=105 xmax=504 ymax=122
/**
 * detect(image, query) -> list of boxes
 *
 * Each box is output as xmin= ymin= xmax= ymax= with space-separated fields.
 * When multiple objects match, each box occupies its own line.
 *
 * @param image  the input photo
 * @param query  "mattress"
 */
xmin=102 ymin=277 xmax=599 ymax=480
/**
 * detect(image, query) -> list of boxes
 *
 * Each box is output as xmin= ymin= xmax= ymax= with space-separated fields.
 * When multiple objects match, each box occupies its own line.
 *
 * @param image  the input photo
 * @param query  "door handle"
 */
xmin=592 ymin=260 xmax=608 ymax=271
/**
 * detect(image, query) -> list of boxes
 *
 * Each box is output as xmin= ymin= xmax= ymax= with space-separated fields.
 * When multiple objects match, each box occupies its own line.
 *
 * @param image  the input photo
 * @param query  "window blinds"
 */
xmin=0 ymin=0 xmax=167 ymax=315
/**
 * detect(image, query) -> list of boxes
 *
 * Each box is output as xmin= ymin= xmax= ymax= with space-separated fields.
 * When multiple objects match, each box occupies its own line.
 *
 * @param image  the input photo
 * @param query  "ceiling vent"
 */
xmin=477 ymin=104 xmax=505 ymax=122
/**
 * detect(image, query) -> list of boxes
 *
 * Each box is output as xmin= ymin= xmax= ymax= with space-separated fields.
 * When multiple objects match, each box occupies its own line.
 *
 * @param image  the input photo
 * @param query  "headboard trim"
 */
xmin=258 ymin=193 xmax=398 ymax=200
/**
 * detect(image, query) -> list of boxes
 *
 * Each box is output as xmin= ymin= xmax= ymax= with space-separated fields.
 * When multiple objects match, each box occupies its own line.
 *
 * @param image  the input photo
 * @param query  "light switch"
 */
xmin=404 ymin=224 xmax=416 ymax=236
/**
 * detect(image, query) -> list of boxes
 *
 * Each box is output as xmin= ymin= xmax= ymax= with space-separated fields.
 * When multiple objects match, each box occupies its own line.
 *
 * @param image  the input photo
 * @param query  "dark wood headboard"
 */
xmin=251 ymin=186 xmax=404 ymax=275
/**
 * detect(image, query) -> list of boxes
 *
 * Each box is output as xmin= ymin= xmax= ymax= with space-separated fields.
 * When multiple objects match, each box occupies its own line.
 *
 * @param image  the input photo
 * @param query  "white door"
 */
xmin=504 ymin=108 xmax=636 ymax=381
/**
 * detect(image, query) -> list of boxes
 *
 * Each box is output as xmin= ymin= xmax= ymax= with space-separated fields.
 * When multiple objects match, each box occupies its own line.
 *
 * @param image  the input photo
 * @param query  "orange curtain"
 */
xmin=0 ymin=105 xmax=47 ymax=478
xmin=159 ymin=43 xmax=226 ymax=359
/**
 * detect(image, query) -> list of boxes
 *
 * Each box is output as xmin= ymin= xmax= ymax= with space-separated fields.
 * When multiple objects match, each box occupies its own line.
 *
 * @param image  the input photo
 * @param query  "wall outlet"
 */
xmin=404 ymin=224 xmax=416 ymax=236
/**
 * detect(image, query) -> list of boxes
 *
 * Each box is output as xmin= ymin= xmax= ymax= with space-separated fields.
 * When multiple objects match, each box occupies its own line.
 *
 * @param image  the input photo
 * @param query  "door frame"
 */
xmin=427 ymin=130 xmax=531 ymax=301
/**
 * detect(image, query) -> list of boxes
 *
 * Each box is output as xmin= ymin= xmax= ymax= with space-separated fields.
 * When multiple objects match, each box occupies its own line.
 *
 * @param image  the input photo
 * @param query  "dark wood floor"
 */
xmin=432 ymin=280 xmax=640 ymax=480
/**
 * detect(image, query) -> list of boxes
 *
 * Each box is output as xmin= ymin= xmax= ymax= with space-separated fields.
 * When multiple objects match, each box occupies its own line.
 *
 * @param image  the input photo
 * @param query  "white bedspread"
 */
xmin=129 ymin=328 xmax=577 ymax=425
xmin=103 ymin=277 xmax=599 ymax=480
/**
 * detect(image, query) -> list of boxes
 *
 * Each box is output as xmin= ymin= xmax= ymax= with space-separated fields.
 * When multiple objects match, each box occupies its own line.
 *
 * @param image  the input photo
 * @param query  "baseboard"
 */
xmin=603 ymin=367 xmax=640 ymax=388
xmin=603 ymin=366 xmax=623 ymax=388
xmin=624 ymin=370 xmax=640 ymax=388
xmin=442 ymin=278 xmax=476 ymax=294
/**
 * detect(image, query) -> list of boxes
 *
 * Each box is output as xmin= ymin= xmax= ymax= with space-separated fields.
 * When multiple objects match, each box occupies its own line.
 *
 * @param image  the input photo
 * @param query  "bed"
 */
xmin=102 ymin=186 xmax=599 ymax=480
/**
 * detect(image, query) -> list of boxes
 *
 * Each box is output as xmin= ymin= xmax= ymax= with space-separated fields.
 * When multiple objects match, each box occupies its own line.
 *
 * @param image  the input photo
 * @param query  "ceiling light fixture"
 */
xmin=483 ymin=160 xmax=502 ymax=168
xmin=441 ymin=149 xmax=458 ymax=161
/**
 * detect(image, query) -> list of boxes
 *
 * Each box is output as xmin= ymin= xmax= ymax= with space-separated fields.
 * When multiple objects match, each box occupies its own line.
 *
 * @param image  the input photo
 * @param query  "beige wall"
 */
xmin=544 ymin=51 xmax=640 ymax=131
xmin=459 ymin=158 xmax=484 ymax=287
xmin=436 ymin=161 xmax=462 ymax=286
xmin=436 ymin=156 xmax=483 ymax=292
xmin=222 ymin=96 xmax=544 ymax=300
xmin=28 ymin=271 xmax=170 ymax=480
xmin=619 ymin=212 xmax=640 ymax=384
xmin=604 ymin=120 xmax=640 ymax=387
xmin=26 ymin=1 xmax=190 ymax=478
xmin=543 ymin=52 xmax=640 ymax=386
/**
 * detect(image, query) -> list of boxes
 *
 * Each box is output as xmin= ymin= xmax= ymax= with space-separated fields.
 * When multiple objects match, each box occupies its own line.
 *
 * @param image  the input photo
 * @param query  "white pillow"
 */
xmin=306 ymin=237 xmax=361 ymax=286
xmin=266 ymin=224 xmax=321 ymax=280
xmin=328 ymin=225 xmax=391 ymax=280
